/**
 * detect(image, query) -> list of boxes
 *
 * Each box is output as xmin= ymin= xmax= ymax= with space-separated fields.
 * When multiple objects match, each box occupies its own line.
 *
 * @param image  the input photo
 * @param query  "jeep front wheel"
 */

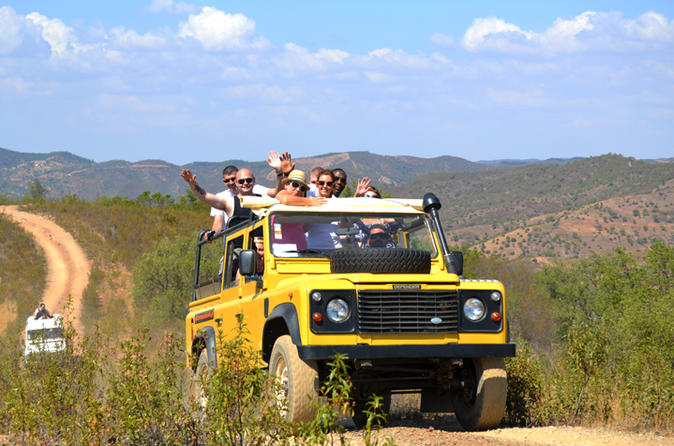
xmin=451 ymin=357 xmax=507 ymax=431
xmin=187 ymin=349 xmax=211 ymax=416
xmin=269 ymin=335 xmax=318 ymax=422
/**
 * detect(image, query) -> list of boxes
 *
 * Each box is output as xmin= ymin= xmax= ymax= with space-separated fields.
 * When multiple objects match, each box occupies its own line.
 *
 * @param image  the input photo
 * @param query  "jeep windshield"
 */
xmin=269 ymin=212 xmax=437 ymax=258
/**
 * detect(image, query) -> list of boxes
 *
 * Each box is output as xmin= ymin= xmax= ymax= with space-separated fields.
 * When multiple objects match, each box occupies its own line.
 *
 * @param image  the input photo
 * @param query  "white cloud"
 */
xmin=462 ymin=17 xmax=535 ymax=52
xmin=365 ymin=48 xmax=430 ymax=69
xmin=177 ymin=6 xmax=267 ymax=51
xmin=624 ymin=11 xmax=674 ymax=40
xmin=108 ymin=27 xmax=166 ymax=49
xmin=278 ymin=43 xmax=350 ymax=72
xmin=429 ymin=32 xmax=453 ymax=46
xmin=26 ymin=11 xmax=78 ymax=56
xmin=0 ymin=6 xmax=25 ymax=54
xmin=462 ymin=11 xmax=674 ymax=54
xmin=147 ymin=0 xmax=198 ymax=14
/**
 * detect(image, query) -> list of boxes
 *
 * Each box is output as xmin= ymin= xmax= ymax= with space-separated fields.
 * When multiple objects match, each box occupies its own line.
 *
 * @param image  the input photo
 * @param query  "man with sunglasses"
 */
xmin=365 ymin=223 xmax=397 ymax=249
xmin=209 ymin=165 xmax=239 ymax=235
xmin=181 ymin=151 xmax=295 ymax=228
xmin=331 ymin=168 xmax=347 ymax=197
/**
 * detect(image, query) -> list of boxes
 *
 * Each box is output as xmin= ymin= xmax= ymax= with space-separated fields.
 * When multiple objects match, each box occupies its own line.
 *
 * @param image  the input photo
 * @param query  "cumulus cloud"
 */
xmin=462 ymin=10 xmax=674 ymax=54
xmin=147 ymin=0 xmax=198 ymax=14
xmin=177 ymin=6 xmax=267 ymax=51
xmin=26 ymin=11 xmax=78 ymax=56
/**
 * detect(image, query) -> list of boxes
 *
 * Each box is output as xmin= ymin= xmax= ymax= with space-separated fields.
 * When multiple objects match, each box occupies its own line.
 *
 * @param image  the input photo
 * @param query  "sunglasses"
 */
xmin=223 ymin=177 xmax=236 ymax=184
xmin=289 ymin=181 xmax=308 ymax=192
xmin=317 ymin=180 xmax=333 ymax=187
xmin=334 ymin=177 xmax=346 ymax=183
xmin=369 ymin=232 xmax=388 ymax=239
xmin=237 ymin=178 xmax=254 ymax=185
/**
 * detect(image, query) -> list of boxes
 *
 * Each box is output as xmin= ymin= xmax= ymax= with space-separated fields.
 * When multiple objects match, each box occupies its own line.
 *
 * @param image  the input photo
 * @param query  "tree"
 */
xmin=26 ymin=179 xmax=48 ymax=201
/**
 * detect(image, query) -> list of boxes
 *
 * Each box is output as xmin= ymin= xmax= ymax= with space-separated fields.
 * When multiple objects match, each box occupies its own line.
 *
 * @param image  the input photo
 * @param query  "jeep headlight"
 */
xmin=463 ymin=297 xmax=486 ymax=322
xmin=326 ymin=299 xmax=350 ymax=323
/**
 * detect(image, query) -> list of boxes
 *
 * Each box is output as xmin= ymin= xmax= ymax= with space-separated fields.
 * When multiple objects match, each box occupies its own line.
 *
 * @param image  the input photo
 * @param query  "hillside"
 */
xmin=389 ymin=154 xmax=674 ymax=258
xmin=0 ymin=147 xmax=504 ymax=200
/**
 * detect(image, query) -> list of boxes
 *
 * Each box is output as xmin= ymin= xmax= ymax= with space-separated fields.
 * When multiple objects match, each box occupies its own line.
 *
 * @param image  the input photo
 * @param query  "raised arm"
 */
xmin=354 ymin=177 xmax=371 ymax=197
xmin=276 ymin=190 xmax=327 ymax=206
xmin=180 ymin=169 xmax=234 ymax=215
xmin=265 ymin=151 xmax=295 ymax=197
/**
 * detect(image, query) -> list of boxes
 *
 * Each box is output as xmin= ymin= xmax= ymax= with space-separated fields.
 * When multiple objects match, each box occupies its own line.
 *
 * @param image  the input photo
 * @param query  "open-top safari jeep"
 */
xmin=186 ymin=193 xmax=515 ymax=430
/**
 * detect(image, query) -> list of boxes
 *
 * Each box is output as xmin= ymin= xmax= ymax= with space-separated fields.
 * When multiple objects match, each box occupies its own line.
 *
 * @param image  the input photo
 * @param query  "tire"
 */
xmin=352 ymin=392 xmax=391 ymax=429
xmin=186 ymin=350 xmax=211 ymax=416
xmin=269 ymin=335 xmax=319 ymax=423
xmin=451 ymin=357 xmax=507 ymax=431
xmin=330 ymin=248 xmax=431 ymax=274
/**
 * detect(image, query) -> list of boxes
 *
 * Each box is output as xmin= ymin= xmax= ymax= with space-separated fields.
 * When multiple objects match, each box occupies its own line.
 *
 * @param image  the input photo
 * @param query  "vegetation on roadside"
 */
xmin=0 ymin=317 xmax=393 ymax=445
xmin=496 ymin=242 xmax=674 ymax=429
xmin=0 ymin=212 xmax=47 ymax=335
xmin=2 ymin=178 xmax=672 ymax=434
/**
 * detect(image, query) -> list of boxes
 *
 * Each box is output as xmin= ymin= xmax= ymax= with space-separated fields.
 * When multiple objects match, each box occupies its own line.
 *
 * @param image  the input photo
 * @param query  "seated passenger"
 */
xmin=365 ymin=224 xmax=397 ymax=249
xmin=305 ymin=170 xmax=342 ymax=250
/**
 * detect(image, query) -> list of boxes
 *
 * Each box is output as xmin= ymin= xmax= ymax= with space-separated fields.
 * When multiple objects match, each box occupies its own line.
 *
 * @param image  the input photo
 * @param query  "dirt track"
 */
xmin=343 ymin=416 xmax=674 ymax=446
xmin=0 ymin=205 xmax=90 ymax=334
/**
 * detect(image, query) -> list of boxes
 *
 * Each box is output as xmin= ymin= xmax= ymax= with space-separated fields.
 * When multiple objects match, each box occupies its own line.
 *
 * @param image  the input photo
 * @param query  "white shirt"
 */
xmin=211 ymin=184 xmax=270 ymax=224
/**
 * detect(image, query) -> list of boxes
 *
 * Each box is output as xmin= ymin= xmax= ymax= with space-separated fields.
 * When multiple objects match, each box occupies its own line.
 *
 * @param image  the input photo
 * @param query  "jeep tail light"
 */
xmin=312 ymin=312 xmax=323 ymax=322
xmin=491 ymin=312 xmax=502 ymax=322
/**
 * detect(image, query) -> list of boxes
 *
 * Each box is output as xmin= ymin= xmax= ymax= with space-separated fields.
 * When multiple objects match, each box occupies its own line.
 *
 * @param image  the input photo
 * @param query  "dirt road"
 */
xmin=0 ymin=205 xmax=90 ymax=334
xmin=344 ymin=416 xmax=674 ymax=446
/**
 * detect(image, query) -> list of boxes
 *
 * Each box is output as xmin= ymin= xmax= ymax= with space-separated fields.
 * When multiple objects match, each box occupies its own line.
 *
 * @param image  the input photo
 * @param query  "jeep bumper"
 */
xmin=297 ymin=343 xmax=516 ymax=360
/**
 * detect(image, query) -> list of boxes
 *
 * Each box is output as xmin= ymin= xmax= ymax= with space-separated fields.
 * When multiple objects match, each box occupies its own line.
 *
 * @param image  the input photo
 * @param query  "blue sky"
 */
xmin=0 ymin=1 xmax=672 ymax=164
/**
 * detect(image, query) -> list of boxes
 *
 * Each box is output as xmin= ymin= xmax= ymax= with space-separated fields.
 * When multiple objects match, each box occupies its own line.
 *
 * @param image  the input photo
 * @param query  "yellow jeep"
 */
xmin=185 ymin=193 xmax=515 ymax=430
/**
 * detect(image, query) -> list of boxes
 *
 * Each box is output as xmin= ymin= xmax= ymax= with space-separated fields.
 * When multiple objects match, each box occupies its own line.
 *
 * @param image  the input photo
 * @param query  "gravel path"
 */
xmin=0 ymin=205 xmax=91 ymax=334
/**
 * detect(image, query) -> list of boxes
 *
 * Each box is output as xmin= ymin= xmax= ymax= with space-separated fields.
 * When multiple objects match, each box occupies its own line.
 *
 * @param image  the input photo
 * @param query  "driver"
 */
xmin=365 ymin=224 xmax=397 ymax=248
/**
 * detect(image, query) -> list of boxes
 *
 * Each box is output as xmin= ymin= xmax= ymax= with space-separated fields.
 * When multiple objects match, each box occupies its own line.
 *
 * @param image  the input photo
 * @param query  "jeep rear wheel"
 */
xmin=330 ymin=248 xmax=431 ymax=274
xmin=451 ymin=357 xmax=507 ymax=431
xmin=269 ymin=335 xmax=318 ymax=422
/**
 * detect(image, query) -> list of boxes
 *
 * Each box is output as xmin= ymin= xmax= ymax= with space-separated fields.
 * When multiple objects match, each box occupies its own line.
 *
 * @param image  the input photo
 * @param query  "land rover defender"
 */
xmin=185 ymin=193 xmax=515 ymax=430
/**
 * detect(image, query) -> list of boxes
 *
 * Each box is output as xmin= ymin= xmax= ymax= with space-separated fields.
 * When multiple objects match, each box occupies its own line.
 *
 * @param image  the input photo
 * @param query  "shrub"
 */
xmin=505 ymin=340 xmax=543 ymax=426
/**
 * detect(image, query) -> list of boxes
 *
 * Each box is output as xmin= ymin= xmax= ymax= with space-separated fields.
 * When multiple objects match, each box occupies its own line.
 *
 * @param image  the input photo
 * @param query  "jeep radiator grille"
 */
xmin=357 ymin=290 xmax=459 ymax=334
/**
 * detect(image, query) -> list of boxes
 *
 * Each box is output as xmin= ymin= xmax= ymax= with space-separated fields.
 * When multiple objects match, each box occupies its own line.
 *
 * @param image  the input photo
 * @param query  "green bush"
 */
xmin=535 ymin=241 xmax=674 ymax=429
xmin=505 ymin=340 xmax=543 ymax=426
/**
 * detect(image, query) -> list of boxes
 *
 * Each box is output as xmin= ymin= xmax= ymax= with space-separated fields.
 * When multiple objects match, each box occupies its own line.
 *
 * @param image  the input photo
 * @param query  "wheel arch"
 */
xmin=262 ymin=303 xmax=301 ymax=364
xmin=191 ymin=325 xmax=217 ymax=370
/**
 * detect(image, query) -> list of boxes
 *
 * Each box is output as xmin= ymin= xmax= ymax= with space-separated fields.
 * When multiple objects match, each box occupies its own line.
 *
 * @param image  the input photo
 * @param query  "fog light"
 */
xmin=312 ymin=312 xmax=323 ymax=322
xmin=490 ymin=291 xmax=502 ymax=302
xmin=311 ymin=291 xmax=322 ymax=302
xmin=491 ymin=312 xmax=502 ymax=322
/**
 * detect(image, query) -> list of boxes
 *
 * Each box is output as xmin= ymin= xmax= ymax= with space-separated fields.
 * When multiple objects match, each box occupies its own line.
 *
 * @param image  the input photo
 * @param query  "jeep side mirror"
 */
xmin=448 ymin=251 xmax=463 ymax=276
xmin=238 ymin=249 xmax=257 ymax=276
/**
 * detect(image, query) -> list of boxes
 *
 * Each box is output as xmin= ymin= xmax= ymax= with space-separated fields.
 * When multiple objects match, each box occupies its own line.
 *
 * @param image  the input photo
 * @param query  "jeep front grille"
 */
xmin=357 ymin=290 xmax=459 ymax=334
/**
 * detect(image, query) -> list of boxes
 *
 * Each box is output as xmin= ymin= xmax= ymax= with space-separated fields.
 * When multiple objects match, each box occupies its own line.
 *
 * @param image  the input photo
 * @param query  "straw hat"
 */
xmin=281 ymin=169 xmax=308 ymax=189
